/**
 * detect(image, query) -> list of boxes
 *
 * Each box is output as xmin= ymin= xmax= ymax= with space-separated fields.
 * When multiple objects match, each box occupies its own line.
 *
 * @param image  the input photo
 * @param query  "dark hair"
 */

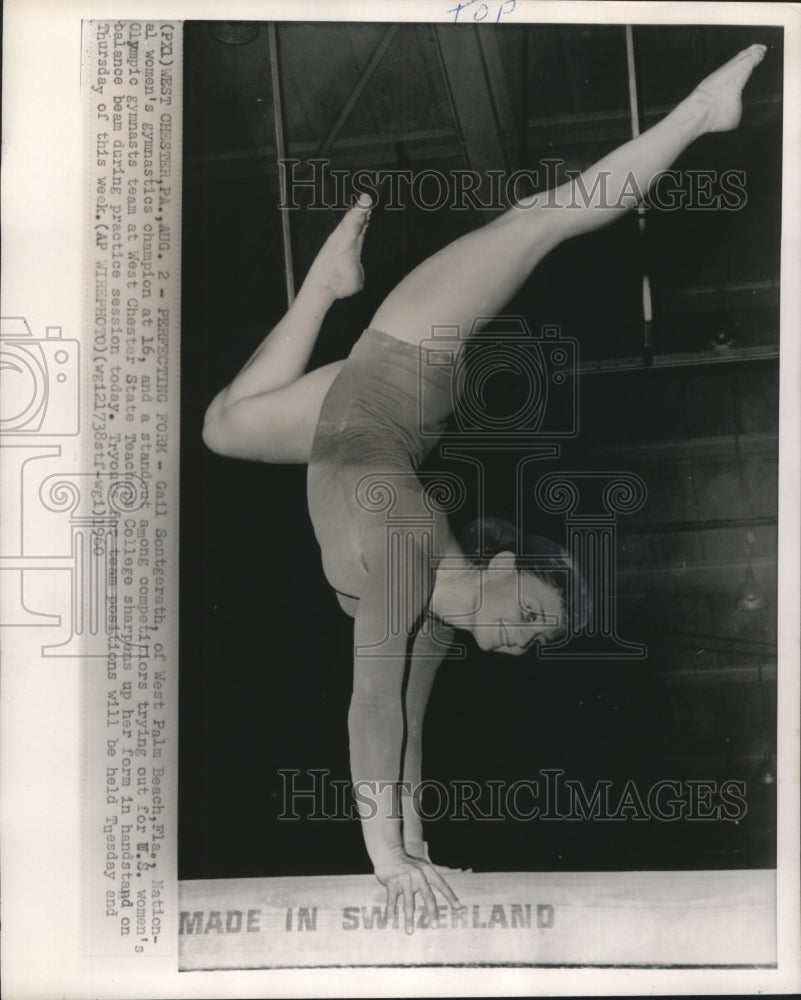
xmin=458 ymin=517 xmax=588 ymax=629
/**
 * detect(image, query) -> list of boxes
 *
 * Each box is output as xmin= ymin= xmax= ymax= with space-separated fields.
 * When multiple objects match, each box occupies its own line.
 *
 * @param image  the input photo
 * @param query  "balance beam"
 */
xmin=179 ymin=869 xmax=775 ymax=969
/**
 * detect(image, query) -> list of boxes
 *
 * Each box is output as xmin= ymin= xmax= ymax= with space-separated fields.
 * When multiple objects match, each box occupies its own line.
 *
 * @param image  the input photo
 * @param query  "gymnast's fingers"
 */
xmin=411 ymin=866 xmax=440 ymax=925
xmin=424 ymin=864 xmax=464 ymax=911
xmin=401 ymin=874 xmax=416 ymax=934
xmin=384 ymin=882 xmax=399 ymax=923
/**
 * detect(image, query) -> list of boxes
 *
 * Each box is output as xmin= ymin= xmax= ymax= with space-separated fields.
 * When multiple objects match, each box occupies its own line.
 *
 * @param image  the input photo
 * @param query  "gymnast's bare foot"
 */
xmin=309 ymin=193 xmax=374 ymax=300
xmin=688 ymin=43 xmax=767 ymax=133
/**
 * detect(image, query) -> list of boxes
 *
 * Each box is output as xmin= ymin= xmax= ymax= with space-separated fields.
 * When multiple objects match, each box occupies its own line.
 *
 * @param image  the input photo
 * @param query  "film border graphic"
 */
xmin=0 ymin=326 xmax=153 ymax=657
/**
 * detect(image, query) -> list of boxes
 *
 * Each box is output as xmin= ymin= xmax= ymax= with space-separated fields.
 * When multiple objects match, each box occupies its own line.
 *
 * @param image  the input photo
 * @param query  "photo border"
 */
xmin=2 ymin=1 xmax=799 ymax=996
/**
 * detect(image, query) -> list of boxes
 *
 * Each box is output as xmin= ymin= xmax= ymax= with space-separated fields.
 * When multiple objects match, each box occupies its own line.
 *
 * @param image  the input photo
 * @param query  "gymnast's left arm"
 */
xmin=400 ymin=626 xmax=455 ymax=865
xmin=348 ymin=542 xmax=463 ymax=931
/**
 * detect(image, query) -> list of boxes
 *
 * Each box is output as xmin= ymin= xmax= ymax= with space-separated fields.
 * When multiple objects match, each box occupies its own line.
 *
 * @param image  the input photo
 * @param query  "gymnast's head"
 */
xmin=443 ymin=518 xmax=585 ymax=656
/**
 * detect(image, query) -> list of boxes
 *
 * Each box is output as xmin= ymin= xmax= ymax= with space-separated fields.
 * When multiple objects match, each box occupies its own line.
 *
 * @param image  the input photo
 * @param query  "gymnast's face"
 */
xmin=470 ymin=552 xmax=566 ymax=656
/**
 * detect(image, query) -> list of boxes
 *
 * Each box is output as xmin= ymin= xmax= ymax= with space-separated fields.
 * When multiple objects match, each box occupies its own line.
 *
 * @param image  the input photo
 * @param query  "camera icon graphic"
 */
xmin=418 ymin=315 xmax=578 ymax=439
xmin=0 ymin=317 xmax=80 ymax=435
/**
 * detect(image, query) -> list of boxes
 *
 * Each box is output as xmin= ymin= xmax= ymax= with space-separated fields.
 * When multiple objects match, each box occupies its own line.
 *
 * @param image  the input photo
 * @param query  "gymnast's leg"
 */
xmin=369 ymin=44 xmax=766 ymax=348
xmin=202 ymin=196 xmax=373 ymax=463
xmin=205 ymin=46 xmax=765 ymax=463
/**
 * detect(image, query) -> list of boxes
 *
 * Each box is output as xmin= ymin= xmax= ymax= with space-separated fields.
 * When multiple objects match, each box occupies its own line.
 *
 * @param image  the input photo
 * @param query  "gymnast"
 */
xmin=203 ymin=45 xmax=766 ymax=933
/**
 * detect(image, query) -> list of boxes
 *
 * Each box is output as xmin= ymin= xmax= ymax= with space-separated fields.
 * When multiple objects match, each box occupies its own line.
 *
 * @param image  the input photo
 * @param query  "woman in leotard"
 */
xmin=203 ymin=45 xmax=766 ymax=932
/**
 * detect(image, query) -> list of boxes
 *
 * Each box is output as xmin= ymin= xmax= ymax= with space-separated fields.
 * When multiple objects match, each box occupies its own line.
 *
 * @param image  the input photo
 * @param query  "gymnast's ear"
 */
xmin=487 ymin=550 xmax=517 ymax=576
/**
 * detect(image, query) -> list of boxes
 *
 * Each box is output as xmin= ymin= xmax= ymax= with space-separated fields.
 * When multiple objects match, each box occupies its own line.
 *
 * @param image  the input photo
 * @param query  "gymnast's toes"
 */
xmin=691 ymin=43 xmax=767 ymax=133
xmin=312 ymin=197 xmax=373 ymax=299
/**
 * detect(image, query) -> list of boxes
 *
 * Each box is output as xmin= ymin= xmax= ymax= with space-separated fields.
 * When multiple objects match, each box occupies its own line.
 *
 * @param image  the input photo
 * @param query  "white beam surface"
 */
xmin=179 ymin=869 xmax=775 ymax=969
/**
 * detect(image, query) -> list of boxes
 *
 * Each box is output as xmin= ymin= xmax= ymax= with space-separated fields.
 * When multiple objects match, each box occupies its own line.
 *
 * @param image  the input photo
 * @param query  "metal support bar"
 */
xmin=518 ymin=28 xmax=529 ymax=167
xmin=475 ymin=29 xmax=518 ymax=170
xmin=625 ymin=25 xmax=654 ymax=365
xmin=434 ymin=25 xmax=511 ymax=219
xmin=313 ymin=25 xmax=399 ymax=161
xmin=268 ymin=22 xmax=295 ymax=306
xmin=619 ymin=515 xmax=778 ymax=536
xmin=186 ymin=100 xmax=781 ymax=176
xmin=578 ymin=344 xmax=778 ymax=375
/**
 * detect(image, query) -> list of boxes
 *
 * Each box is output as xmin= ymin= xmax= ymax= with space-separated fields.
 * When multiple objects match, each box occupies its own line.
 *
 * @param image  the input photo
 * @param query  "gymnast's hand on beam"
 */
xmin=404 ymin=838 xmax=470 ymax=875
xmin=375 ymin=846 xmax=466 ymax=934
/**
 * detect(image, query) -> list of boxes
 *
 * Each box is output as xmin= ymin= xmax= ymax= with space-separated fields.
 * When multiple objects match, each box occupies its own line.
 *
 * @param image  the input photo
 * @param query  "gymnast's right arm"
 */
xmin=348 ymin=556 xmax=463 ymax=933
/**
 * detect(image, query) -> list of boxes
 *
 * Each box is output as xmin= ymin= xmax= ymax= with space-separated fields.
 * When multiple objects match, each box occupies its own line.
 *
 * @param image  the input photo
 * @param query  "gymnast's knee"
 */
xmin=201 ymin=395 xmax=227 ymax=454
xmin=202 ymin=393 xmax=247 ymax=459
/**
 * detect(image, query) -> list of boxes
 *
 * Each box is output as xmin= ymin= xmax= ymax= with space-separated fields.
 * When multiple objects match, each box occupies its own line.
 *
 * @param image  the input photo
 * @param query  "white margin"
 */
xmin=2 ymin=1 xmax=799 ymax=997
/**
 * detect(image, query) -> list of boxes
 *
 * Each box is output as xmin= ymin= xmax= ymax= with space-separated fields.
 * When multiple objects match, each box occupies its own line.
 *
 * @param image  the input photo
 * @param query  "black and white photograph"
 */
xmin=1 ymin=1 xmax=800 ymax=996
xmin=180 ymin=12 xmax=785 ymax=972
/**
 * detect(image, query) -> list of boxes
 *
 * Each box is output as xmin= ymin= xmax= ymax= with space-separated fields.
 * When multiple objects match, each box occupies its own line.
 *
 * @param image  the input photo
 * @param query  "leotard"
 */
xmin=307 ymin=328 xmax=455 ymax=613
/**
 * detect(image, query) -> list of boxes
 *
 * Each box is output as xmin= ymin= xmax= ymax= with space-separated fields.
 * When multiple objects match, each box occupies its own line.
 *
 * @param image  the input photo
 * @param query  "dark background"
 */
xmin=179 ymin=21 xmax=782 ymax=879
